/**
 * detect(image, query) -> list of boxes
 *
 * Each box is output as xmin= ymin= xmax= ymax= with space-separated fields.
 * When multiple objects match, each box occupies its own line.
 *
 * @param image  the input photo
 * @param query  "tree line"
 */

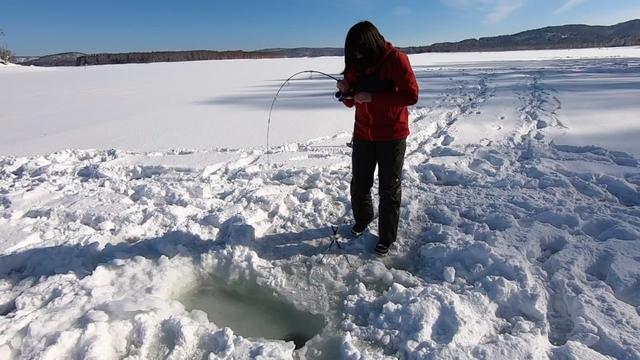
xmin=0 ymin=29 xmax=13 ymax=63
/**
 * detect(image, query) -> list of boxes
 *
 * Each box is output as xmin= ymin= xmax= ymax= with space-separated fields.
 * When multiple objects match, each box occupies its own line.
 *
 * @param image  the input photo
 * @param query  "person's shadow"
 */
xmin=0 ymin=218 xmax=373 ymax=285
xmin=0 ymin=231 xmax=223 ymax=282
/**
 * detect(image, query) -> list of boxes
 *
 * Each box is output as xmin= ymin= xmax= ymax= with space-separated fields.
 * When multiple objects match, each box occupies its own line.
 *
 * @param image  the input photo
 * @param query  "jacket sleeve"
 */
xmin=341 ymin=68 xmax=357 ymax=108
xmin=342 ymin=97 xmax=355 ymax=108
xmin=371 ymin=52 xmax=419 ymax=107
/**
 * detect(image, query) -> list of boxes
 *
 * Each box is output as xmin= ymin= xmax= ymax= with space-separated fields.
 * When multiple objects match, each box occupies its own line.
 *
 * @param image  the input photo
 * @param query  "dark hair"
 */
xmin=343 ymin=21 xmax=387 ymax=74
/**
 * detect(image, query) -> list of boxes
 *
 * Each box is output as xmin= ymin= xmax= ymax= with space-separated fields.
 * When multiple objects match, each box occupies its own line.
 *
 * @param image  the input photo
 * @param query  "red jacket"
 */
xmin=342 ymin=42 xmax=419 ymax=141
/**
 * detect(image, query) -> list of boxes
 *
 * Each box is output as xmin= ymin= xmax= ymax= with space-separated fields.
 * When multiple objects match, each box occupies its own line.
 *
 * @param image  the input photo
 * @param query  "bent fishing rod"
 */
xmin=265 ymin=70 xmax=359 ymax=266
xmin=266 ymin=70 xmax=353 ymax=154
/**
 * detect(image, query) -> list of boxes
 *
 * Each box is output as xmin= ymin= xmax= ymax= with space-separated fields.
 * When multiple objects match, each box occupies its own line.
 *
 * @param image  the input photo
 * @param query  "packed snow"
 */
xmin=1 ymin=47 xmax=639 ymax=359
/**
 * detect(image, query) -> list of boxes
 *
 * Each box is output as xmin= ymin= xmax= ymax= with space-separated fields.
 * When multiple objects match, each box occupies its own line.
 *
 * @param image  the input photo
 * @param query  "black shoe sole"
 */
xmin=351 ymin=225 xmax=367 ymax=236
xmin=374 ymin=244 xmax=389 ymax=256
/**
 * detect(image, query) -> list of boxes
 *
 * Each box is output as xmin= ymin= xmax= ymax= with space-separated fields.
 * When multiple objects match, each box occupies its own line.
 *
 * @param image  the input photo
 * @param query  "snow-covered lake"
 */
xmin=2 ymin=46 xmax=640 ymax=157
xmin=1 ymin=47 xmax=639 ymax=359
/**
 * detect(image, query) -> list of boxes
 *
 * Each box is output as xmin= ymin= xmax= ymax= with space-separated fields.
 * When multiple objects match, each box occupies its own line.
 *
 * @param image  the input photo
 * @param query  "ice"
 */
xmin=443 ymin=266 xmax=456 ymax=283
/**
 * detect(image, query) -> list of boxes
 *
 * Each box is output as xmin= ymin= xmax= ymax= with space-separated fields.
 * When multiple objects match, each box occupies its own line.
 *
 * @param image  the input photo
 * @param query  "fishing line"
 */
xmin=266 ymin=70 xmax=362 ymax=268
xmin=266 ymin=70 xmax=341 ymax=156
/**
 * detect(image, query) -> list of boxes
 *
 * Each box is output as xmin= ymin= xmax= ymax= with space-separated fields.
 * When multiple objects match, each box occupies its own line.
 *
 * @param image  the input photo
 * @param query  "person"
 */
xmin=337 ymin=21 xmax=419 ymax=256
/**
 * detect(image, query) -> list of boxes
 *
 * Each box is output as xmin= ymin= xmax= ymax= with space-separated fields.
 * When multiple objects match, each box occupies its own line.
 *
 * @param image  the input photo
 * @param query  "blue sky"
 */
xmin=1 ymin=0 xmax=640 ymax=55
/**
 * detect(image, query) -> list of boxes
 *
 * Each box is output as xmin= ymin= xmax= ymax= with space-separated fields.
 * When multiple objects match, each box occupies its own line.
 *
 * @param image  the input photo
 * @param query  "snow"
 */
xmin=1 ymin=47 xmax=640 ymax=359
xmin=0 ymin=57 xmax=349 ymax=157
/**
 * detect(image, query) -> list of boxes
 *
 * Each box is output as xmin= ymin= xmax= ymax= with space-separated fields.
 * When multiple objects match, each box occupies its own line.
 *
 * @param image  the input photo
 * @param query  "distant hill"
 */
xmin=16 ymin=19 xmax=640 ymax=67
xmin=21 ymin=52 xmax=87 ymax=67
xmin=261 ymin=47 xmax=342 ymax=57
xmin=20 ymin=50 xmax=285 ymax=67
xmin=405 ymin=19 xmax=640 ymax=53
xmin=11 ymin=55 xmax=40 ymax=63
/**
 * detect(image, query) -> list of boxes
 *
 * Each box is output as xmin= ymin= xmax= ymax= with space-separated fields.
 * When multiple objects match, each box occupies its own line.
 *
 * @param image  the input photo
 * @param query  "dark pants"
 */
xmin=351 ymin=138 xmax=406 ymax=247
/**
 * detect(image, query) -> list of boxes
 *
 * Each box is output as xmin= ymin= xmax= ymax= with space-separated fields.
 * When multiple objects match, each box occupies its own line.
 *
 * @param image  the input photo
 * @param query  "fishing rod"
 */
xmin=265 ymin=70 xmax=359 ymax=267
xmin=266 ymin=70 xmax=352 ymax=155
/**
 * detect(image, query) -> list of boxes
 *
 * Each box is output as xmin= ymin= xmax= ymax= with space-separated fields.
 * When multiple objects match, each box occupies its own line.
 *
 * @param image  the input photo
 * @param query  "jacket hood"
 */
xmin=369 ymin=41 xmax=396 ymax=73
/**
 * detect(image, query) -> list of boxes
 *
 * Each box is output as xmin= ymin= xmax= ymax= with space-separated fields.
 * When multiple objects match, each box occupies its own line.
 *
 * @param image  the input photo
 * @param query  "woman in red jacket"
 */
xmin=337 ymin=21 xmax=419 ymax=256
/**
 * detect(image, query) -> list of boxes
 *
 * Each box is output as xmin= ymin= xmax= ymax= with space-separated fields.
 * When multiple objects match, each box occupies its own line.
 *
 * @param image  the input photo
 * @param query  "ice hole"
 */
xmin=180 ymin=277 xmax=326 ymax=350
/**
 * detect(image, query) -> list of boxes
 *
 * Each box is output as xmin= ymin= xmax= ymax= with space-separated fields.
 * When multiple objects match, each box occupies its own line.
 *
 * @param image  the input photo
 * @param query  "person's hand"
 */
xmin=337 ymin=79 xmax=350 ymax=92
xmin=354 ymin=92 xmax=372 ymax=103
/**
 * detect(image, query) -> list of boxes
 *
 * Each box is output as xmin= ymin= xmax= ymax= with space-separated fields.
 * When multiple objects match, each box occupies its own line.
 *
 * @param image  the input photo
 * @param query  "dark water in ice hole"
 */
xmin=180 ymin=278 xmax=326 ymax=350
